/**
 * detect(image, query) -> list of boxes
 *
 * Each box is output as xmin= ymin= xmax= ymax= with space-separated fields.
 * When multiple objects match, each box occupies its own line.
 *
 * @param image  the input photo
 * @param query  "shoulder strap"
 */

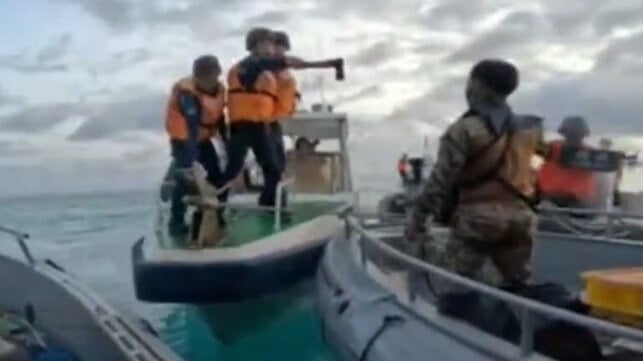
xmin=458 ymin=111 xmax=512 ymax=188
xmin=458 ymin=112 xmax=539 ymax=212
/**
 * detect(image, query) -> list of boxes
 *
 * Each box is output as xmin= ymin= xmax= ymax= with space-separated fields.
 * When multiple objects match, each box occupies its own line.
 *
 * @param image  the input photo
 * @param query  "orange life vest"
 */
xmin=274 ymin=69 xmax=298 ymax=120
xmin=456 ymin=114 xmax=541 ymax=206
xmin=538 ymin=140 xmax=596 ymax=201
xmin=227 ymin=62 xmax=278 ymax=123
xmin=165 ymin=77 xmax=225 ymax=141
xmin=397 ymin=160 xmax=410 ymax=174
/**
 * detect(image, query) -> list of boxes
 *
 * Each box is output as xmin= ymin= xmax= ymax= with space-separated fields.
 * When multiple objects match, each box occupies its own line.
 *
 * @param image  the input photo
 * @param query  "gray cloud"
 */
xmin=0 ymin=140 xmax=37 ymax=157
xmin=592 ymin=2 xmax=643 ymax=35
xmin=0 ymin=90 xmax=164 ymax=140
xmin=350 ymin=40 xmax=399 ymax=67
xmin=310 ymin=0 xmax=422 ymax=23
xmin=415 ymin=1 xmax=492 ymax=31
xmin=9 ymin=0 xmax=643 ymax=197
xmin=0 ymin=88 xmax=25 ymax=107
xmin=36 ymin=33 xmax=72 ymax=64
xmin=66 ymin=0 xmax=135 ymax=29
xmin=245 ymin=10 xmax=290 ymax=26
xmin=513 ymin=68 xmax=643 ymax=135
xmin=68 ymin=93 xmax=165 ymax=140
xmin=0 ymin=33 xmax=71 ymax=73
xmin=333 ymin=85 xmax=384 ymax=106
xmin=446 ymin=11 xmax=542 ymax=62
xmin=594 ymin=32 xmax=643 ymax=71
xmin=0 ymin=103 xmax=83 ymax=132
xmin=65 ymin=0 xmax=242 ymax=34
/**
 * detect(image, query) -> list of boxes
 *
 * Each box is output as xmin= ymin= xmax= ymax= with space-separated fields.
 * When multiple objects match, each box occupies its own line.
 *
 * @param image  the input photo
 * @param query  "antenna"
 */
xmin=317 ymin=34 xmax=327 ymax=106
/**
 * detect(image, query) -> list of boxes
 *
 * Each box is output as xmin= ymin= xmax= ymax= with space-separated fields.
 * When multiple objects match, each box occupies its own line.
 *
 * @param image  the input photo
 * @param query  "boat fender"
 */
xmin=337 ymin=300 xmax=350 ymax=315
xmin=44 ymin=259 xmax=65 ymax=273
xmin=23 ymin=303 xmax=35 ymax=325
xmin=358 ymin=315 xmax=405 ymax=361
xmin=138 ymin=317 xmax=159 ymax=338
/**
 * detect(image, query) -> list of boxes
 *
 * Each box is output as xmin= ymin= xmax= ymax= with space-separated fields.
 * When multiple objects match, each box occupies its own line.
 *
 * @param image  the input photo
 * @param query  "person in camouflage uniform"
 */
xmin=406 ymin=59 xmax=544 ymax=287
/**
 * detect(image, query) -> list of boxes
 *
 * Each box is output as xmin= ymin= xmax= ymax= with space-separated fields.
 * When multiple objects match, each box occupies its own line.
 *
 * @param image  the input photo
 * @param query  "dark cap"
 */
xmin=558 ymin=116 xmax=589 ymax=137
xmin=273 ymin=31 xmax=290 ymax=50
xmin=295 ymin=137 xmax=319 ymax=150
xmin=470 ymin=59 xmax=519 ymax=97
xmin=192 ymin=55 xmax=221 ymax=77
xmin=245 ymin=27 xmax=275 ymax=51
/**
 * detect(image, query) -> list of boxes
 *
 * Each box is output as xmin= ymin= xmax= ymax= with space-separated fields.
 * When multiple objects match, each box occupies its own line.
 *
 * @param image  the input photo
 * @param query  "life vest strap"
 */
xmin=228 ymin=88 xmax=278 ymax=102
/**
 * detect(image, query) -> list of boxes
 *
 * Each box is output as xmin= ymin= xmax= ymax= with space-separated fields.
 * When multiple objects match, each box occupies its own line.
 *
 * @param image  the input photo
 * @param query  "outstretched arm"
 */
xmin=285 ymin=56 xmax=345 ymax=80
xmin=240 ymin=56 xmax=346 ymax=86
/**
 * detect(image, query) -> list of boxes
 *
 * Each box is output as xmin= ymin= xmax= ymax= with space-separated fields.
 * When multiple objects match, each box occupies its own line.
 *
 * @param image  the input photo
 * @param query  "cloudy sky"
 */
xmin=2 ymin=0 xmax=643 ymax=197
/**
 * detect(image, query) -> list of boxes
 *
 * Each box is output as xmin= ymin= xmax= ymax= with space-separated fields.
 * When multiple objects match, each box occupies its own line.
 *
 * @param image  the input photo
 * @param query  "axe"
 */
xmin=288 ymin=57 xmax=346 ymax=80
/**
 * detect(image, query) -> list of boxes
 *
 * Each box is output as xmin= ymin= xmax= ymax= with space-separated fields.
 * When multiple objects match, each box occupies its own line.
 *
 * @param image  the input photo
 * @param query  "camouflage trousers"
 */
xmin=444 ymin=203 xmax=537 ymax=286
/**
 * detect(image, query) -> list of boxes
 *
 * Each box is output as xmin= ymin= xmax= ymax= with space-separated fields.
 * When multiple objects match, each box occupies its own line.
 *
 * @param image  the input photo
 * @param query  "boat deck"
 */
xmin=158 ymin=200 xmax=346 ymax=250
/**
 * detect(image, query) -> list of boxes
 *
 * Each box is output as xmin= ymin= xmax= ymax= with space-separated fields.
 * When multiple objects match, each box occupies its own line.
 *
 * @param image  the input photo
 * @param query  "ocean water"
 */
xmin=0 ymin=190 xmax=336 ymax=361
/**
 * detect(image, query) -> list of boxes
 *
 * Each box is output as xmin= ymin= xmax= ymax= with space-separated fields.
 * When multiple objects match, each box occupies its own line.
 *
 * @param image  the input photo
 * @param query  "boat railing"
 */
xmin=0 ymin=224 xmax=34 ymax=265
xmin=340 ymin=213 xmax=643 ymax=359
xmin=537 ymin=206 xmax=643 ymax=240
xmin=353 ymin=186 xmax=643 ymax=240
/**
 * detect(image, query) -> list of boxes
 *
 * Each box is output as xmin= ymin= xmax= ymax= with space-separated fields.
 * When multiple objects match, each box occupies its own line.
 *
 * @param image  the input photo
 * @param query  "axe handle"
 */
xmin=287 ymin=57 xmax=345 ymax=80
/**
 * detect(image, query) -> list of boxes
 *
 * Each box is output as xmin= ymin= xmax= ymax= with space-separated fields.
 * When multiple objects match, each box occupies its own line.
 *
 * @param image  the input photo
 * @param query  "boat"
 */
xmin=316 ymin=206 xmax=643 ymax=361
xmin=133 ymin=110 xmax=355 ymax=303
xmin=376 ymin=137 xmax=433 ymax=219
xmin=377 ymin=145 xmax=643 ymax=240
xmin=0 ymin=225 xmax=182 ymax=361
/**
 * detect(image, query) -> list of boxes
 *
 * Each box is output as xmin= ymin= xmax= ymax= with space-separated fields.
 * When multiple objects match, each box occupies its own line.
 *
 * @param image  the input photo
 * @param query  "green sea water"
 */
xmin=0 ymin=190 xmax=339 ymax=361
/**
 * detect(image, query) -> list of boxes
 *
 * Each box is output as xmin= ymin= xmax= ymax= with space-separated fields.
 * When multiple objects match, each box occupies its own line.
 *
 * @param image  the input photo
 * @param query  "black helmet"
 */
xmin=558 ymin=116 xmax=589 ymax=138
xmin=192 ymin=55 xmax=221 ymax=77
xmin=245 ymin=27 xmax=274 ymax=51
xmin=273 ymin=31 xmax=290 ymax=50
xmin=470 ymin=59 xmax=519 ymax=97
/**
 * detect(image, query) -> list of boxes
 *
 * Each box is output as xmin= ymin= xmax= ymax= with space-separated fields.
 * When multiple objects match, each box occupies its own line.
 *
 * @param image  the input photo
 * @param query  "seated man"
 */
xmin=285 ymin=137 xmax=334 ymax=193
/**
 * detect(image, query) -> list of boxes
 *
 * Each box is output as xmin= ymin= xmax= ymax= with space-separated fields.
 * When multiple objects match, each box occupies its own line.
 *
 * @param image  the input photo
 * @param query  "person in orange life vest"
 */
xmin=165 ymin=55 xmax=227 ymax=235
xmin=538 ymin=116 xmax=596 ymax=208
xmin=398 ymin=153 xmax=410 ymax=183
xmin=223 ymin=27 xmax=284 ymax=209
xmin=222 ymin=28 xmax=346 ymax=209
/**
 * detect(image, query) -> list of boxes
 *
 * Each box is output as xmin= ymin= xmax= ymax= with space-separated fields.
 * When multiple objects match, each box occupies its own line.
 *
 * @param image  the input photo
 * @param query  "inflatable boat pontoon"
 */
xmin=0 ymin=225 xmax=182 ymax=361
xmin=133 ymin=111 xmax=355 ymax=303
xmin=316 ymin=210 xmax=643 ymax=361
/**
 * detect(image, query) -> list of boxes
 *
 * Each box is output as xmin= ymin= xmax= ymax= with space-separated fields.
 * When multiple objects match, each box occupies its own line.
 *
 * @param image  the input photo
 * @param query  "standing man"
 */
xmin=222 ymin=27 xmax=347 ymax=209
xmin=224 ymin=27 xmax=283 ymax=208
xmin=405 ymin=59 xmax=543 ymax=301
xmin=165 ymin=55 xmax=227 ymax=235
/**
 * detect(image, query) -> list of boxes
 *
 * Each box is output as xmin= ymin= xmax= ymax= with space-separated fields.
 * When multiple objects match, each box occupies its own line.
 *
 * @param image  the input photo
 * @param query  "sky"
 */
xmin=2 ymin=0 xmax=643 ymax=197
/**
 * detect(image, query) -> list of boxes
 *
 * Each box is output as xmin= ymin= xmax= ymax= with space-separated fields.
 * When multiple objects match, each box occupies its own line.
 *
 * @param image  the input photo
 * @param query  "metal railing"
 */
xmin=0 ymin=225 xmax=34 ymax=265
xmin=341 ymin=213 xmax=643 ymax=358
xmin=359 ymin=185 xmax=643 ymax=240
xmin=538 ymin=206 xmax=643 ymax=240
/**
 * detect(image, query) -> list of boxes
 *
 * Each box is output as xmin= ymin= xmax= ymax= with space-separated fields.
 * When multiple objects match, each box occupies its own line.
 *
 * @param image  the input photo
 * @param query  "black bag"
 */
xmin=437 ymin=282 xmax=602 ymax=361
